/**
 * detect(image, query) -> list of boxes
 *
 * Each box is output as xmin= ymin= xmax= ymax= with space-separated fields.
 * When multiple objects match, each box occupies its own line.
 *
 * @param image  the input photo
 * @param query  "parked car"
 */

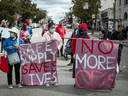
xmin=30 ymin=23 xmax=35 ymax=28
xmin=66 ymin=24 xmax=72 ymax=28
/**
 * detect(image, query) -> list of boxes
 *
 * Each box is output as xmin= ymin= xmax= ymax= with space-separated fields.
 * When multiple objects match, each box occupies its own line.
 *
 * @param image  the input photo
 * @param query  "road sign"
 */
xmin=83 ymin=2 xmax=88 ymax=9
xmin=92 ymin=14 xmax=95 ymax=19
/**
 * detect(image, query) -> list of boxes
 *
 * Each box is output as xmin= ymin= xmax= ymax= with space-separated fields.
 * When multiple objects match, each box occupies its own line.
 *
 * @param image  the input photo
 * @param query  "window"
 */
xmin=124 ymin=0 xmax=128 ymax=5
xmin=124 ymin=12 xmax=127 ymax=20
xmin=119 ymin=0 xmax=121 ymax=6
xmin=119 ymin=9 xmax=121 ymax=17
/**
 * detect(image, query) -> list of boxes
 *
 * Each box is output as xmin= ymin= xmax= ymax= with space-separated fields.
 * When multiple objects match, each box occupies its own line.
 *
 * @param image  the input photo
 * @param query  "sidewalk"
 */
xmin=88 ymin=29 xmax=128 ymax=47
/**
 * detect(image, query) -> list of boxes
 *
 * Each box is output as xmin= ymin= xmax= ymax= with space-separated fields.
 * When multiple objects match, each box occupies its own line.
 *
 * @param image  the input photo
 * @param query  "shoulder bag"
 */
xmin=8 ymin=38 xmax=19 ymax=65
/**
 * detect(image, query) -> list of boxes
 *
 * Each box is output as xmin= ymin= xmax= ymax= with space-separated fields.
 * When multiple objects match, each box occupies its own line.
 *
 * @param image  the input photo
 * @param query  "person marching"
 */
xmin=67 ymin=23 xmax=79 ymax=66
xmin=20 ymin=23 xmax=30 ymax=44
xmin=71 ymin=23 xmax=90 ymax=80
xmin=56 ymin=20 xmax=66 ymax=57
xmin=111 ymin=25 xmax=125 ymax=72
xmin=21 ymin=19 xmax=33 ymax=39
xmin=41 ymin=23 xmax=48 ymax=37
xmin=1 ymin=20 xmax=8 ymax=53
xmin=42 ymin=22 xmax=62 ymax=87
xmin=106 ymin=26 xmax=113 ymax=40
xmin=3 ymin=27 xmax=24 ymax=89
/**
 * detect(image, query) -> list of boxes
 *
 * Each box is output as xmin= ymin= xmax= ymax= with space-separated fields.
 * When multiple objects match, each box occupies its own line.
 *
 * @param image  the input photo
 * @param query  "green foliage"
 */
xmin=72 ymin=0 xmax=101 ymax=22
xmin=0 ymin=0 xmax=19 ymax=23
xmin=32 ymin=10 xmax=46 ymax=23
xmin=0 ymin=0 xmax=46 ymax=23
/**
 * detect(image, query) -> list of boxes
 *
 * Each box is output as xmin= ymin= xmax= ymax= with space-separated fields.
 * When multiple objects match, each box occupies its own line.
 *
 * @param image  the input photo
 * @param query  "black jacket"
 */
xmin=111 ymin=31 xmax=125 ymax=48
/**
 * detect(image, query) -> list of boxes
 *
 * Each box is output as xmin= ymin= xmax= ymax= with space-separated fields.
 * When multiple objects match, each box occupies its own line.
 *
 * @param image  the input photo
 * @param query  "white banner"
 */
xmin=0 ymin=27 xmax=10 ymax=38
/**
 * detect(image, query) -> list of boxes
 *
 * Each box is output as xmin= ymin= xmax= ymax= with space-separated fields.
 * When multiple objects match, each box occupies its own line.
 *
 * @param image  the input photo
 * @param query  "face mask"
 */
xmin=59 ymin=23 xmax=62 ymax=26
xmin=50 ymin=29 xmax=55 ymax=33
xmin=10 ymin=33 xmax=14 ymax=38
xmin=108 ymin=30 xmax=112 ymax=32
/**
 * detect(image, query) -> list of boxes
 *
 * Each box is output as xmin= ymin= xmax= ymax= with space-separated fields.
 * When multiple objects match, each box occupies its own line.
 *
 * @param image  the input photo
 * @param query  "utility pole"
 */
xmin=114 ymin=0 xmax=116 ymax=31
xmin=92 ymin=0 xmax=94 ymax=34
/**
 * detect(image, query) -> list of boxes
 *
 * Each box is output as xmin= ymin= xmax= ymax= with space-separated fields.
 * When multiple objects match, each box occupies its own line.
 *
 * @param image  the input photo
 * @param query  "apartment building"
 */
xmin=117 ymin=0 xmax=128 ymax=28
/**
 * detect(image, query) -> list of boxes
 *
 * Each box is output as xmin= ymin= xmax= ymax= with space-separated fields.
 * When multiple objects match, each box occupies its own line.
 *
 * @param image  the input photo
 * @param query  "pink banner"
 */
xmin=75 ymin=39 xmax=119 ymax=89
xmin=18 ymin=41 xmax=58 ymax=86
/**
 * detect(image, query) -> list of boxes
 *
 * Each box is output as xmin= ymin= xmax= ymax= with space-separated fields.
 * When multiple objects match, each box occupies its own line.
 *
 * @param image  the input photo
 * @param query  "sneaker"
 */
xmin=67 ymin=63 xmax=72 ymax=66
xmin=69 ymin=69 xmax=73 ymax=71
xmin=46 ymin=84 xmax=50 ymax=87
xmin=110 ymin=88 xmax=114 ymax=91
xmin=8 ymin=85 xmax=13 ymax=89
xmin=54 ymin=83 xmax=58 ymax=87
xmin=17 ymin=84 xmax=23 ymax=88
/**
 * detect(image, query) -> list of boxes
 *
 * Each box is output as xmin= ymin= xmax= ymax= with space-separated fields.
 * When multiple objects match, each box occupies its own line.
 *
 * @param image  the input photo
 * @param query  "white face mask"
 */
xmin=50 ymin=29 xmax=55 ymax=33
xmin=108 ymin=30 xmax=112 ymax=32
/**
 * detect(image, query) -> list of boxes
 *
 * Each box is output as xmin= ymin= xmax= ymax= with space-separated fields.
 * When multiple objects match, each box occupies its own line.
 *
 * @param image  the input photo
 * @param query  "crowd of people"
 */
xmin=0 ymin=18 xmax=127 ymax=89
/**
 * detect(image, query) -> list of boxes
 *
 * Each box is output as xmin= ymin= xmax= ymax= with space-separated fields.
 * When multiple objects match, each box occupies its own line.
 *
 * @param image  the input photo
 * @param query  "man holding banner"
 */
xmin=71 ymin=23 xmax=120 ymax=89
xmin=71 ymin=23 xmax=90 ymax=79
xmin=111 ymin=25 xmax=125 ymax=72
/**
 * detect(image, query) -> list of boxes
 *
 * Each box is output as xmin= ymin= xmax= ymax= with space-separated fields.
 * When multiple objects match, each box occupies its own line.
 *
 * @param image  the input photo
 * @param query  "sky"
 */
xmin=31 ymin=0 xmax=73 ymax=24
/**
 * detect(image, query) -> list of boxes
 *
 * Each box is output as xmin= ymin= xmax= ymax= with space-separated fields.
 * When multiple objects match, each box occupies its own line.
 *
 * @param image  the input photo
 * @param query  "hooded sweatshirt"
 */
xmin=71 ymin=23 xmax=90 ymax=54
xmin=56 ymin=25 xmax=66 ymax=39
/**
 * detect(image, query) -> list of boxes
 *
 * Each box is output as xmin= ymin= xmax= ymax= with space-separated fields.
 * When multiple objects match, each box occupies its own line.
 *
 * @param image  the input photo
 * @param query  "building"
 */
xmin=97 ymin=0 xmax=115 ymax=30
xmin=117 ymin=0 xmax=128 ymax=28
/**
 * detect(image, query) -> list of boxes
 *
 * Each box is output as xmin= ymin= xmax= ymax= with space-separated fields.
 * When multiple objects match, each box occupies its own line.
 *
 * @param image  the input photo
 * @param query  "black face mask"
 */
xmin=79 ymin=28 xmax=84 ymax=35
xmin=79 ymin=28 xmax=83 ymax=33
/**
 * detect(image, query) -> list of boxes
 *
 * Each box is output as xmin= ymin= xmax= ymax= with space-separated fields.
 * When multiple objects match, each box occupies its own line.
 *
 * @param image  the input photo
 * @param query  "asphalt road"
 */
xmin=0 ymin=27 xmax=128 ymax=96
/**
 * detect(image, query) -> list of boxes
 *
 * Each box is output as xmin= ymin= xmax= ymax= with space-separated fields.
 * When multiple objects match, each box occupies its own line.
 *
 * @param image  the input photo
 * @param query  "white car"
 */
xmin=66 ymin=24 xmax=72 ymax=28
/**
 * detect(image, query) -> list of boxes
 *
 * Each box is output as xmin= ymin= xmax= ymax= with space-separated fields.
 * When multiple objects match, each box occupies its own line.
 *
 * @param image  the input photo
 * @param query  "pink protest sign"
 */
xmin=75 ymin=39 xmax=119 ymax=89
xmin=18 ymin=41 xmax=58 ymax=86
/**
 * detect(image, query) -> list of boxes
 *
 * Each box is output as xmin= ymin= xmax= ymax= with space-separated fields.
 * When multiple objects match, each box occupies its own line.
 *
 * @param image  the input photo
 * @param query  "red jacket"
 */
xmin=71 ymin=34 xmax=90 ymax=54
xmin=56 ymin=25 xmax=66 ymax=39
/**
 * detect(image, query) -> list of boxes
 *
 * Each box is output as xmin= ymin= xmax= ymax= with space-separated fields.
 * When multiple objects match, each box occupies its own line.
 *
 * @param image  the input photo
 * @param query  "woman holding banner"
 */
xmin=67 ymin=23 xmax=79 ymax=67
xmin=3 ymin=27 xmax=24 ymax=89
xmin=42 ymin=22 xmax=62 ymax=87
xmin=71 ymin=23 xmax=90 ymax=80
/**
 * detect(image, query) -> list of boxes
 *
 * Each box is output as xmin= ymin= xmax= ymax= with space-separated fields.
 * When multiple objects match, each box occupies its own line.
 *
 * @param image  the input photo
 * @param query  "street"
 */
xmin=0 ymin=27 xmax=128 ymax=96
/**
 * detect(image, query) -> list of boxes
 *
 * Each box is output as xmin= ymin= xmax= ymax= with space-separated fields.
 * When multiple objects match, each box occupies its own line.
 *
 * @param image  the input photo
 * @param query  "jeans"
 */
xmin=7 ymin=63 xmax=20 ymax=85
xmin=118 ymin=47 xmax=123 ymax=66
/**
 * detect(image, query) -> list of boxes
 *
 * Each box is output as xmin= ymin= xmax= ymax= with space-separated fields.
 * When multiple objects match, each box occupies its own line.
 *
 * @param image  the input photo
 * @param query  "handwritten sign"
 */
xmin=19 ymin=41 xmax=58 ymax=86
xmin=75 ymin=39 xmax=119 ymax=89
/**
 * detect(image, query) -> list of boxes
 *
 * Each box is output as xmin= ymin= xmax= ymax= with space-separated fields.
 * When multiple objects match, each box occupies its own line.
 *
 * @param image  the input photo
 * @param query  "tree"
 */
xmin=0 ymin=0 xmax=19 ymax=23
xmin=17 ymin=0 xmax=46 ymax=23
xmin=72 ymin=0 xmax=101 ymax=23
xmin=32 ymin=10 xmax=46 ymax=23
